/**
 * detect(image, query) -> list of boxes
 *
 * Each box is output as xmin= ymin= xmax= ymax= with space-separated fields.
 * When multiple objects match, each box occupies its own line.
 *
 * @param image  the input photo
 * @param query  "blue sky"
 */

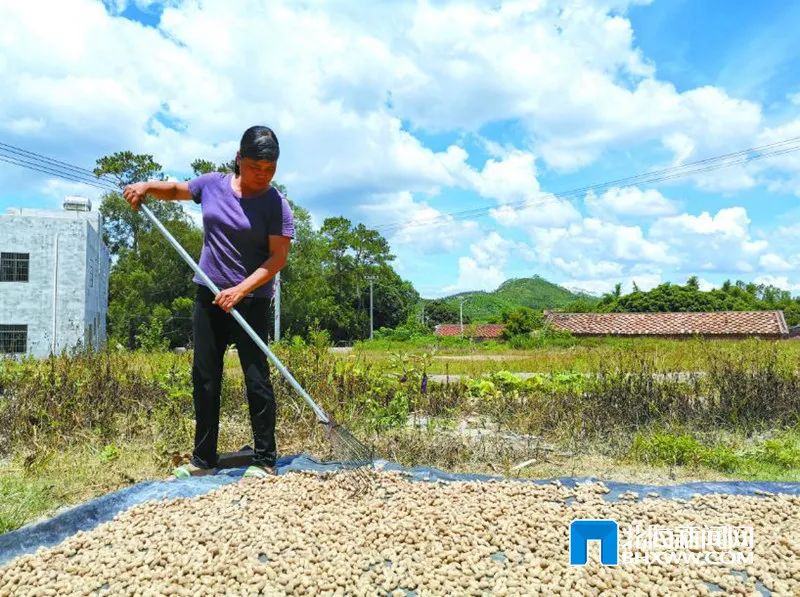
xmin=1 ymin=0 xmax=799 ymax=298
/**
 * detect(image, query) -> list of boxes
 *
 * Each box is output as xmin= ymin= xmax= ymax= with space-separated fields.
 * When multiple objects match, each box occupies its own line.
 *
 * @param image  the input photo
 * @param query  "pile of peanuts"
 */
xmin=1 ymin=471 xmax=798 ymax=596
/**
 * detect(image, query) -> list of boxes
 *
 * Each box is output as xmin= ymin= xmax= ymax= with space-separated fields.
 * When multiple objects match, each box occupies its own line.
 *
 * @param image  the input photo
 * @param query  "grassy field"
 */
xmin=1 ymin=336 xmax=799 ymax=533
xmin=350 ymin=335 xmax=800 ymax=373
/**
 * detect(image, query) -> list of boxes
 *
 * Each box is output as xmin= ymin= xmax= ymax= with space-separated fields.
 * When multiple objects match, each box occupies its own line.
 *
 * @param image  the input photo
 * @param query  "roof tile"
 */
xmin=543 ymin=310 xmax=788 ymax=337
xmin=434 ymin=324 xmax=505 ymax=338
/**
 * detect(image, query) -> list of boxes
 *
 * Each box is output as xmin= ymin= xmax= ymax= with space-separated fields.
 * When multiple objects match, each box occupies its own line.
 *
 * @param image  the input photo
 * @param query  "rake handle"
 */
xmin=139 ymin=203 xmax=331 ymax=425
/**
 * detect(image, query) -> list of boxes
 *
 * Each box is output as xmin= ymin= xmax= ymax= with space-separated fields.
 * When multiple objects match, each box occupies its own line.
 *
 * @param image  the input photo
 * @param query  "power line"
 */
xmin=378 ymin=136 xmax=800 ymax=230
xmin=2 ymin=136 xmax=800 ymax=234
xmin=377 ymin=139 xmax=800 ymax=232
xmin=0 ymin=141 xmax=120 ymax=187
xmin=374 ymin=136 xmax=800 ymax=233
xmin=0 ymin=154 xmax=116 ymax=192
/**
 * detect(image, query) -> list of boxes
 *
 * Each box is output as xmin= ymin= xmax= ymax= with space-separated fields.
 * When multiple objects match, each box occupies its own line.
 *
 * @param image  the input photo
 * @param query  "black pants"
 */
xmin=191 ymin=285 xmax=276 ymax=468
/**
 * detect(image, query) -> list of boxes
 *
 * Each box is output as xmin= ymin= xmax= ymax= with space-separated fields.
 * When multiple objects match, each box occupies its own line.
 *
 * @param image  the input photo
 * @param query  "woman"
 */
xmin=123 ymin=125 xmax=293 ymax=479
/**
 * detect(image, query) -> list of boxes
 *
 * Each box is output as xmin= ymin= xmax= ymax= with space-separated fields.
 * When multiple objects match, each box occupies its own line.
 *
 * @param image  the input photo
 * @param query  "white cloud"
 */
xmin=3 ymin=0 xmax=800 ymax=298
xmin=627 ymin=273 xmax=663 ymax=292
xmin=506 ymin=202 xmax=800 ymax=294
xmin=753 ymin=275 xmax=800 ymax=292
xmin=0 ymin=0 xmax=792 ymax=208
xmin=40 ymin=179 xmax=105 ymax=206
xmin=759 ymin=253 xmax=794 ymax=272
xmin=562 ymin=272 xmax=663 ymax=296
xmin=363 ymin=191 xmax=478 ymax=255
xmin=490 ymin=197 xmax=581 ymax=229
xmin=755 ymin=118 xmax=800 ymax=196
xmin=445 ymin=256 xmax=508 ymax=294
xmin=466 ymin=151 xmax=539 ymax=204
xmin=585 ymin=186 xmax=679 ymax=219
xmin=650 ymin=207 xmax=767 ymax=272
xmin=531 ymin=218 xmax=674 ymax=271
xmin=101 ymin=0 xmax=127 ymax=14
xmin=2 ymin=0 xmax=795 ymax=203
xmin=552 ymin=258 xmax=623 ymax=278
xmin=442 ymin=232 xmax=521 ymax=293
xmin=697 ymin=277 xmax=717 ymax=291
xmin=560 ymin=278 xmax=613 ymax=295
xmin=661 ymin=131 xmax=757 ymax=192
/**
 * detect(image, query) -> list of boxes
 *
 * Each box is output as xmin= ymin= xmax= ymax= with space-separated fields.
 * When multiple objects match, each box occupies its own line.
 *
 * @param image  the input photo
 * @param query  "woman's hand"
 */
xmin=213 ymin=286 xmax=247 ymax=313
xmin=122 ymin=182 xmax=149 ymax=210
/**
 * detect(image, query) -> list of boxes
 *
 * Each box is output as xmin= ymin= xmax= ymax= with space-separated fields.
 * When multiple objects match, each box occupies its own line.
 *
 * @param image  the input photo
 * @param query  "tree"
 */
xmin=95 ymin=151 xmax=164 ymax=187
xmin=501 ymin=307 xmax=542 ymax=339
xmin=279 ymin=201 xmax=335 ymax=338
xmin=422 ymin=299 xmax=465 ymax=329
xmin=600 ymin=282 xmax=623 ymax=306
xmin=314 ymin=217 xmax=403 ymax=341
xmin=95 ymin=152 xmax=186 ymax=254
xmin=571 ymin=276 xmax=800 ymax=326
xmin=370 ymin=267 xmax=419 ymax=332
xmin=190 ymin=158 xmax=235 ymax=176
xmin=97 ymin=151 xmax=203 ymax=348
xmin=105 ymin=217 xmax=202 ymax=349
xmin=275 ymin=204 xmax=418 ymax=342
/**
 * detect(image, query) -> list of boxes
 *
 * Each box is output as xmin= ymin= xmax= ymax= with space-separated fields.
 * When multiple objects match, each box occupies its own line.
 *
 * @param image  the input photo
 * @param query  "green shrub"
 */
xmin=699 ymin=446 xmax=741 ymax=473
xmin=629 ymin=429 xmax=800 ymax=475
xmin=755 ymin=438 xmax=800 ymax=468
xmin=364 ymin=391 xmax=411 ymax=431
xmin=466 ymin=378 xmax=498 ymax=399
xmin=630 ymin=431 xmax=703 ymax=466
xmin=136 ymin=305 xmax=171 ymax=352
xmin=99 ymin=443 xmax=120 ymax=463
xmin=501 ymin=307 xmax=542 ymax=339
xmin=487 ymin=370 xmax=524 ymax=393
xmin=508 ymin=334 xmax=538 ymax=349
xmin=0 ymin=474 xmax=56 ymax=534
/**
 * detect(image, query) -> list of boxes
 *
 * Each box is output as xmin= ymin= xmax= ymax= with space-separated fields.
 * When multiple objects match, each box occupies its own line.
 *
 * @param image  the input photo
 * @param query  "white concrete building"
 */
xmin=0 ymin=196 xmax=110 ymax=357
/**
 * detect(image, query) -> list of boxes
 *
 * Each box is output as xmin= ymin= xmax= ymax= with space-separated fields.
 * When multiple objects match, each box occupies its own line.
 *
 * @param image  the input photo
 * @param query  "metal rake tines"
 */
xmin=325 ymin=423 xmax=375 ymax=494
xmin=329 ymin=424 xmax=373 ymax=464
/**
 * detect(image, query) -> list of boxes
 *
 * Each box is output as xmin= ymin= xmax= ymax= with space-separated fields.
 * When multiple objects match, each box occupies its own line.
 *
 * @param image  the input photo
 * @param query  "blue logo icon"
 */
xmin=569 ymin=519 xmax=619 ymax=565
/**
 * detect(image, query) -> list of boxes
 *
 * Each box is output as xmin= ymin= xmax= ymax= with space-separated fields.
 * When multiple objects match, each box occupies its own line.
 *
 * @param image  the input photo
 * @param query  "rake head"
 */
xmin=323 ymin=420 xmax=375 ymax=494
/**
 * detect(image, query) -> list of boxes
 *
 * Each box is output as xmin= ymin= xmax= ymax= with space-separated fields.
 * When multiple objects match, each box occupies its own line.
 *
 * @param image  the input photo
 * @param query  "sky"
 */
xmin=1 ymin=0 xmax=800 ymax=299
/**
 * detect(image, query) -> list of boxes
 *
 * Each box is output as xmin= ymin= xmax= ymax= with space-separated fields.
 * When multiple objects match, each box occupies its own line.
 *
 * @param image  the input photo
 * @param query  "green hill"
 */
xmin=432 ymin=276 xmax=598 ymax=322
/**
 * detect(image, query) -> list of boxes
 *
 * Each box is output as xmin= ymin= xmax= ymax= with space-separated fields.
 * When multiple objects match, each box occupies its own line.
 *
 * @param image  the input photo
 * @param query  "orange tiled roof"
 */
xmin=434 ymin=324 xmax=505 ymax=338
xmin=543 ymin=310 xmax=789 ymax=337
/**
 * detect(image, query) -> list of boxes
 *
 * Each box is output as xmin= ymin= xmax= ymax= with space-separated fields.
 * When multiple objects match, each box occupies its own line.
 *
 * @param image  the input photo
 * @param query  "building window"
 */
xmin=0 ymin=253 xmax=29 ymax=282
xmin=0 ymin=325 xmax=27 ymax=354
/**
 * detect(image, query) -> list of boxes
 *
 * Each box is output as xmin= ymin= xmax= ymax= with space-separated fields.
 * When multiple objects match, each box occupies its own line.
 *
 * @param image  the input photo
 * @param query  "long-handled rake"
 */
xmin=139 ymin=203 xmax=374 ymax=485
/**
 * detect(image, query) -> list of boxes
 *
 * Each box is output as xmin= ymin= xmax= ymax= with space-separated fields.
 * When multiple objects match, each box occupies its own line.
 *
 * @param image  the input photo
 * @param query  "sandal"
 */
xmin=242 ymin=464 xmax=277 ymax=479
xmin=174 ymin=462 xmax=217 ymax=479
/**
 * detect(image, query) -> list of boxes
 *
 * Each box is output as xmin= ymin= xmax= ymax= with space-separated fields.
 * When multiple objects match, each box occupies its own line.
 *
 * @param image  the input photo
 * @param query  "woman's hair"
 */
xmin=235 ymin=125 xmax=280 ymax=175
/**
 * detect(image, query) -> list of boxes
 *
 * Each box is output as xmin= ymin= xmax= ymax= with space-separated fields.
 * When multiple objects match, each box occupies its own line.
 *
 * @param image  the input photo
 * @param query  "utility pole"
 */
xmin=367 ymin=276 xmax=376 ymax=340
xmin=460 ymin=298 xmax=469 ymax=337
xmin=274 ymin=271 xmax=281 ymax=342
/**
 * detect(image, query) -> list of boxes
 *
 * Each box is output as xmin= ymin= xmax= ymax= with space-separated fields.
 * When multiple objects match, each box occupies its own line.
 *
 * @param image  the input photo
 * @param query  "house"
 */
xmin=0 ymin=197 xmax=110 ymax=357
xmin=434 ymin=323 xmax=505 ymax=340
xmin=543 ymin=310 xmax=789 ymax=339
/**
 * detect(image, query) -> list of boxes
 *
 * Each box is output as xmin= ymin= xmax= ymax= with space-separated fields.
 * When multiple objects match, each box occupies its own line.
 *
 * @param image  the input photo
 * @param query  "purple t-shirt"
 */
xmin=188 ymin=172 xmax=294 ymax=298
